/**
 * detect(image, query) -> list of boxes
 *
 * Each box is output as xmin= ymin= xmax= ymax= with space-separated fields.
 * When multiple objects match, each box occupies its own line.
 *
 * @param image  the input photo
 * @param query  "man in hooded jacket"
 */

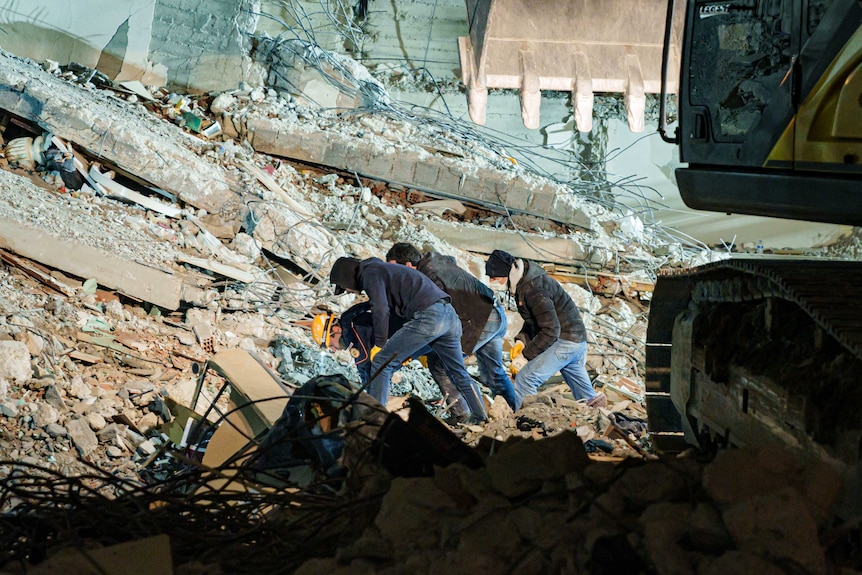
xmin=329 ymin=256 xmax=488 ymax=422
xmin=315 ymin=302 xmax=472 ymax=421
xmin=484 ymin=249 xmax=607 ymax=410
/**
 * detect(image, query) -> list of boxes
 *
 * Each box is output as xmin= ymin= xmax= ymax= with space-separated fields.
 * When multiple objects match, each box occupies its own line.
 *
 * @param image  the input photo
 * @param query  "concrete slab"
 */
xmin=0 ymin=50 xmax=239 ymax=214
xmin=0 ymin=217 xmax=184 ymax=310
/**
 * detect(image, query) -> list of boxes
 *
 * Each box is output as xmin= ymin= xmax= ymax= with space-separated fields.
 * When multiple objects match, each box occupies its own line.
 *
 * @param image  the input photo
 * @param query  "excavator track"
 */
xmin=646 ymin=258 xmax=862 ymax=464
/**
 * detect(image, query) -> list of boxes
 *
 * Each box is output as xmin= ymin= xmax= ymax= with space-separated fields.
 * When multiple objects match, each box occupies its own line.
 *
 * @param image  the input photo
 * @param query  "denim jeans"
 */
xmin=368 ymin=301 xmax=488 ymax=419
xmin=427 ymin=302 xmax=516 ymax=413
xmin=513 ymin=339 xmax=595 ymax=409
xmin=472 ymin=303 xmax=516 ymax=410
xmin=426 ymin=355 xmax=468 ymax=417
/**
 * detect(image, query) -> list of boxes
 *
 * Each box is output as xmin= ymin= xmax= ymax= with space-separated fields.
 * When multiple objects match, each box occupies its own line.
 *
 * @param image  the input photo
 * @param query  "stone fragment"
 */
xmin=66 ymin=417 xmax=99 ymax=455
xmin=20 ymin=332 xmax=44 ymax=357
xmin=136 ymin=439 xmax=157 ymax=456
xmin=698 ymin=550 xmax=790 ymax=575
xmin=45 ymin=423 xmax=67 ymax=437
xmin=97 ymin=423 xmax=124 ymax=443
xmin=69 ymin=377 xmax=93 ymax=399
xmin=106 ymin=445 xmax=126 ymax=458
xmin=43 ymin=385 xmax=67 ymax=409
xmin=375 ymin=476 xmax=459 ymax=547
xmin=86 ymin=412 xmax=107 ymax=431
xmin=703 ymin=449 xmax=794 ymax=505
xmin=722 ymin=487 xmax=825 ymax=575
xmin=33 ymin=403 xmax=59 ymax=427
xmin=486 ymin=432 xmax=589 ymax=498
xmin=0 ymin=401 xmax=18 ymax=417
xmin=0 ymin=340 xmax=33 ymax=381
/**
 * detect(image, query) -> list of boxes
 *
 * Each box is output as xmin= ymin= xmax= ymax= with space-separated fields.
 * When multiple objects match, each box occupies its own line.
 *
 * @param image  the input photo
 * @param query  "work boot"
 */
xmin=451 ymin=413 xmax=487 ymax=426
xmin=586 ymin=392 xmax=608 ymax=409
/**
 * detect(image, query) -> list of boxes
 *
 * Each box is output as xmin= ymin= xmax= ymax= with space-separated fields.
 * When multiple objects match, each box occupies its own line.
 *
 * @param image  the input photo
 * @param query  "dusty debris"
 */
xmin=0 ymin=39 xmax=855 ymax=575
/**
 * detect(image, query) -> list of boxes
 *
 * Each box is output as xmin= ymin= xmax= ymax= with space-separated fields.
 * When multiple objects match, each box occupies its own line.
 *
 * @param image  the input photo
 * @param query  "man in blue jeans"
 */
xmin=484 ymin=249 xmax=607 ymax=410
xmin=329 ymin=256 xmax=488 ymax=422
xmin=312 ymin=302 xmax=472 ymax=420
xmin=385 ymin=243 xmax=517 ymax=411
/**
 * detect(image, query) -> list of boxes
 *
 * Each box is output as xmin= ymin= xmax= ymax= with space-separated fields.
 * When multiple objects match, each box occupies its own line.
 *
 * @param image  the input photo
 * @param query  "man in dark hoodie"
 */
xmin=329 ymin=256 xmax=488 ymax=422
xmin=484 ymin=249 xmax=607 ymax=410
xmin=312 ymin=302 xmax=471 ymax=421
xmin=385 ymin=243 xmax=517 ymax=410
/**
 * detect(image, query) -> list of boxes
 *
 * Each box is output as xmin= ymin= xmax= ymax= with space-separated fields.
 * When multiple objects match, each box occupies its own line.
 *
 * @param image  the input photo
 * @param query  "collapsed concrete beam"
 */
xmin=0 ymin=168 xmax=219 ymax=309
xmin=421 ymin=220 xmax=592 ymax=265
xmin=0 ymin=217 xmax=184 ymax=310
xmin=0 ymin=50 xmax=237 ymax=214
xmin=220 ymin=113 xmax=600 ymax=232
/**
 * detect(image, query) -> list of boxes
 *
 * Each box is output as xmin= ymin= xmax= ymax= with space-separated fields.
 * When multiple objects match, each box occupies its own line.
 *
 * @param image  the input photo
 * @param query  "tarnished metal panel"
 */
xmin=459 ymin=0 xmax=684 ymax=132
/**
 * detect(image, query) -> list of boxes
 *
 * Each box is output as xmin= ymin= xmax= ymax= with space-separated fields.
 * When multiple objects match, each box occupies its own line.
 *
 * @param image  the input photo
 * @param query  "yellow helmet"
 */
xmin=311 ymin=313 xmax=335 ymax=348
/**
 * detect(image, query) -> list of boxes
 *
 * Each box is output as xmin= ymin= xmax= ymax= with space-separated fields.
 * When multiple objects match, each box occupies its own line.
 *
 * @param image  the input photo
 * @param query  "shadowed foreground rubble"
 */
xmin=0 ymin=428 xmax=857 ymax=575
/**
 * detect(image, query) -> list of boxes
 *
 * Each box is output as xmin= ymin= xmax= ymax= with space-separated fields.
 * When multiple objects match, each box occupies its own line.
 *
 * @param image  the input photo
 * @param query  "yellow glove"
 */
xmin=419 ymin=355 xmax=428 ymax=368
xmin=401 ymin=356 xmax=413 ymax=366
xmin=510 ymin=341 xmax=525 ymax=361
xmin=370 ymin=346 xmax=382 ymax=361
xmin=509 ymin=341 xmax=526 ymax=375
xmin=510 ymin=355 xmax=528 ymax=375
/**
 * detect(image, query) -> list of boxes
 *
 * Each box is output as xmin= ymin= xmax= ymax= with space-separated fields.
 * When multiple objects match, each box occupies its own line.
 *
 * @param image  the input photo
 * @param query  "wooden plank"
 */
xmin=0 ymin=249 xmax=75 ymax=296
xmin=207 ymin=349 xmax=293 ymax=430
xmin=177 ymin=255 xmax=258 ymax=283
xmin=0 ymin=217 xmax=183 ymax=309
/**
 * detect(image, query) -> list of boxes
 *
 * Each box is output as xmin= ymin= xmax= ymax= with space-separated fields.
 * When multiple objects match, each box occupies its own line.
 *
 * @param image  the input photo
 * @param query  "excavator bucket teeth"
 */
xmin=459 ymin=0 xmax=684 ymax=132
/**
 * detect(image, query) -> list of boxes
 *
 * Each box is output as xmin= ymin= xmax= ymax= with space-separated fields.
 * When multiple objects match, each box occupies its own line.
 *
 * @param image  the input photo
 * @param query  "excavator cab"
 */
xmin=668 ymin=0 xmax=862 ymax=225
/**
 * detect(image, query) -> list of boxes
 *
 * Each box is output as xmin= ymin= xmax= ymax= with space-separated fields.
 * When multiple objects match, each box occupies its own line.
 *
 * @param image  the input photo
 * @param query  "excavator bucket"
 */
xmin=459 ymin=0 xmax=684 ymax=132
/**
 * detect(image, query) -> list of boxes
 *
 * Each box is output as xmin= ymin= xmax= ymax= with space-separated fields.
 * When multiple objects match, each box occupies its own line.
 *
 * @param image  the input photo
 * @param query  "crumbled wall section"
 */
xmin=224 ymin=114 xmax=599 ymax=231
xmin=0 ymin=51 xmax=238 ymax=214
xmin=150 ymin=0 xmax=262 ymax=92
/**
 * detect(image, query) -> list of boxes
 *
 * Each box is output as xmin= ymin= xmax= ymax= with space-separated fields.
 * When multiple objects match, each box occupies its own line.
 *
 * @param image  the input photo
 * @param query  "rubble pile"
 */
xmin=1 ymin=428 xmax=855 ymax=575
xmin=294 ymin=441 xmax=850 ymax=575
xmin=0 ymin=46 xmax=856 ymax=575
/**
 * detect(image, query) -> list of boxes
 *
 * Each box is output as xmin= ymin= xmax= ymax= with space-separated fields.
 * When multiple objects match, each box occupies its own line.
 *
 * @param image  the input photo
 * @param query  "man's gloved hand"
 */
xmin=510 ymin=341 xmax=525 ymax=361
xmin=370 ymin=346 xmax=382 ymax=361
xmin=401 ymin=356 xmax=413 ymax=366
xmin=510 ymin=355 xmax=528 ymax=375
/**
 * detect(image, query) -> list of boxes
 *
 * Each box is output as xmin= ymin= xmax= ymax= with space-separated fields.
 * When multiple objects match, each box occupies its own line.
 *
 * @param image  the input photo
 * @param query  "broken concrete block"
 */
xmin=32 ymin=403 xmax=59 ymax=428
xmin=45 ymin=422 xmax=67 ymax=437
xmin=66 ymin=417 xmax=99 ymax=455
xmin=86 ymin=412 xmax=108 ymax=431
xmin=486 ymin=432 xmax=589 ymax=498
xmin=0 ymin=340 xmax=32 ymax=382
xmin=702 ymin=449 xmax=795 ymax=506
xmin=801 ymin=460 xmax=843 ymax=524
xmin=69 ymin=378 xmax=93 ymax=400
xmin=375 ymin=476 xmax=460 ymax=547
xmin=0 ymin=401 xmax=18 ymax=417
xmin=722 ymin=487 xmax=825 ymax=575
xmin=0 ymin=216 xmax=185 ymax=310
xmin=638 ymin=502 xmax=700 ymax=575
xmin=0 ymin=51 xmax=238 ymax=214
xmin=698 ymin=550 xmax=787 ymax=575
xmin=612 ymin=459 xmax=696 ymax=509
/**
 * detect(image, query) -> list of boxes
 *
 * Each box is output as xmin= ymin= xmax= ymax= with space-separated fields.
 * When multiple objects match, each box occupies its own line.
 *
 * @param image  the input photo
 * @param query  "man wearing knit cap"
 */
xmin=329 ymin=256 xmax=488 ymax=422
xmin=485 ymin=249 xmax=606 ymax=410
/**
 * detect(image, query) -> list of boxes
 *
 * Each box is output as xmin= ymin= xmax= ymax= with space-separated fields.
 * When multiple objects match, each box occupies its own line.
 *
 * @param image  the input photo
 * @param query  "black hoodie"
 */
xmin=356 ymin=258 xmax=449 ymax=347
xmin=416 ymin=251 xmax=496 ymax=353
